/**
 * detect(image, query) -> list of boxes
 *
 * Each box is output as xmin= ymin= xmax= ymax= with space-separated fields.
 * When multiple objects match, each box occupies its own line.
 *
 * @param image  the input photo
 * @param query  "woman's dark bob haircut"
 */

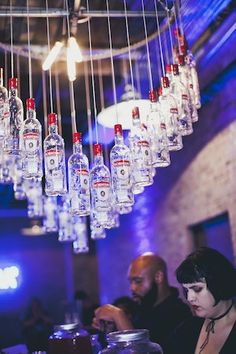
xmin=176 ymin=247 xmax=236 ymax=303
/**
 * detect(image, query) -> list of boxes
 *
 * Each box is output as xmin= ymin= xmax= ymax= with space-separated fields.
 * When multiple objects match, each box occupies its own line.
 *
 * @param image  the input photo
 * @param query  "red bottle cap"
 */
xmin=73 ymin=132 xmax=82 ymax=143
xmin=158 ymin=86 xmax=163 ymax=96
xmin=0 ymin=68 xmax=3 ymax=79
xmin=132 ymin=106 xmax=140 ymax=118
xmin=48 ymin=113 xmax=57 ymax=125
xmin=171 ymin=64 xmax=179 ymax=75
xmin=9 ymin=77 xmax=18 ymax=89
xmin=161 ymin=76 xmax=170 ymax=88
xmin=149 ymin=89 xmax=157 ymax=102
xmin=177 ymin=55 xmax=185 ymax=66
xmin=93 ymin=143 xmax=102 ymax=156
xmin=26 ymin=98 xmax=35 ymax=110
xmin=174 ymin=28 xmax=181 ymax=38
xmin=165 ymin=64 xmax=172 ymax=74
xmin=114 ymin=124 xmax=122 ymax=135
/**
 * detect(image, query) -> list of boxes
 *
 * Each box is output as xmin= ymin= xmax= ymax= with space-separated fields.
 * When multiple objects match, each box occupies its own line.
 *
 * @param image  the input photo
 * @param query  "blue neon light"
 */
xmin=0 ymin=266 xmax=19 ymax=290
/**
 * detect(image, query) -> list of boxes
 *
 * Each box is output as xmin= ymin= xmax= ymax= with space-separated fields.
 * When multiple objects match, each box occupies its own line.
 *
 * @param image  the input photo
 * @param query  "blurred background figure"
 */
xmin=22 ymin=297 xmax=53 ymax=354
xmin=74 ymin=290 xmax=99 ymax=328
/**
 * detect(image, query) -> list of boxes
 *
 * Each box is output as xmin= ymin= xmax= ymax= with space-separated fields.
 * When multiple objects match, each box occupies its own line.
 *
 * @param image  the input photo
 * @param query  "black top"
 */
xmin=133 ymin=287 xmax=192 ymax=349
xmin=166 ymin=316 xmax=236 ymax=354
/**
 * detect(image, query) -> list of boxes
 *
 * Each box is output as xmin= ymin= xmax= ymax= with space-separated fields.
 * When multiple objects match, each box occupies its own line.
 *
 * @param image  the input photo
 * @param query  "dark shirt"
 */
xmin=166 ymin=316 xmax=236 ymax=354
xmin=133 ymin=287 xmax=192 ymax=349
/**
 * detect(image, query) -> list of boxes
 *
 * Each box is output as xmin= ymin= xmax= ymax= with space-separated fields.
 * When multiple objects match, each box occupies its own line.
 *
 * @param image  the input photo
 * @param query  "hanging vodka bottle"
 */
xmin=13 ymin=154 xmax=27 ymax=200
xmin=22 ymin=98 xmax=43 ymax=178
xmin=43 ymin=195 xmax=58 ymax=233
xmin=0 ymin=68 xmax=10 ymax=142
xmin=90 ymin=143 xmax=113 ymax=229
xmin=0 ymin=148 xmax=13 ymax=184
xmin=44 ymin=113 xmax=67 ymax=196
xmin=72 ymin=216 xmax=89 ymax=254
xmin=178 ymin=55 xmax=198 ymax=123
xmin=6 ymin=77 xmax=24 ymax=153
xmin=171 ymin=64 xmax=193 ymax=136
xmin=90 ymin=211 xmax=106 ymax=240
xmin=68 ymin=132 xmax=90 ymax=216
xmin=128 ymin=107 xmax=153 ymax=188
xmin=110 ymin=124 xmax=134 ymax=207
xmin=58 ymin=196 xmax=75 ymax=242
xmin=25 ymin=177 xmax=43 ymax=218
xmin=118 ymin=204 xmax=132 ymax=215
xmin=185 ymin=51 xmax=201 ymax=109
xmin=147 ymin=90 xmax=170 ymax=167
xmin=159 ymin=77 xmax=183 ymax=151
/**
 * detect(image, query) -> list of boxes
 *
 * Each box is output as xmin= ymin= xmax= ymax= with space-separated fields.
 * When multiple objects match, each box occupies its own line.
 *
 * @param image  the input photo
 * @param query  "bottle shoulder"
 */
xmin=68 ymin=152 xmax=89 ymax=165
xmin=44 ymin=133 xmax=65 ymax=146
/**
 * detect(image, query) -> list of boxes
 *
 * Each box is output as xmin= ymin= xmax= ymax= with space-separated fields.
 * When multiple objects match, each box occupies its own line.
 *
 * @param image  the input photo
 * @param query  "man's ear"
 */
xmin=154 ymin=270 xmax=164 ymax=284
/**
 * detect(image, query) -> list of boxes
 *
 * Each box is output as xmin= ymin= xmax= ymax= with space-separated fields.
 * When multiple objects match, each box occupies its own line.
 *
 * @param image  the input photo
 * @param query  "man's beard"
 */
xmin=139 ymin=282 xmax=158 ymax=310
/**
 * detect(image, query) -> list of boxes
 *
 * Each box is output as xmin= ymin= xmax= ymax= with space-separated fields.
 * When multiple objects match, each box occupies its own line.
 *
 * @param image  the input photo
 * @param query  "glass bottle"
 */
xmin=90 ymin=211 xmax=107 ymax=240
xmin=128 ymin=106 xmax=153 ymax=188
xmin=58 ymin=196 xmax=75 ymax=242
xmin=100 ymin=329 xmax=163 ymax=353
xmin=44 ymin=113 xmax=67 ymax=196
xmin=68 ymin=132 xmax=90 ymax=216
xmin=178 ymin=55 xmax=198 ymax=123
xmin=159 ymin=77 xmax=183 ymax=151
xmin=147 ymin=89 xmax=170 ymax=167
xmin=110 ymin=124 xmax=134 ymax=207
xmin=22 ymin=98 xmax=43 ymax=178
xmin=90 ymin=143 xmax=112 ymax=229
xmin=6 ymin=77 xmax=24 ymax=153
xmin=48 ymin=323 xmax=93 ymax=354
xmin=171 ymin=64 xmax=193 ymax=136
xmin=43 ymin=196 xmax=58 ymax=233
xmin=25 ymin=177 xmax=44 ymax=218
xmin=184 ymin=49 xmax=201 ymax=109
xmin=0 ymin=67 xmax=10 ymax=142
xmin=72 ymin=215 xmax=89 ymax=254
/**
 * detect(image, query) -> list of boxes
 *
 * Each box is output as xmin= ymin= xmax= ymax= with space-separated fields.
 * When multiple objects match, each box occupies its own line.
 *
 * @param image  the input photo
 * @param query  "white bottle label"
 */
xmin=45 ymin=149 xmax=61 ymax=170
xmin=75 ymin=169 xmax=89 ymax=189
xmin=93 ymin=181 xmax=110 ymax=202
xmin=23 ymin=132 xmax=39 ymax=152
xmin=113 ymin=160 xmax=130 ymax=181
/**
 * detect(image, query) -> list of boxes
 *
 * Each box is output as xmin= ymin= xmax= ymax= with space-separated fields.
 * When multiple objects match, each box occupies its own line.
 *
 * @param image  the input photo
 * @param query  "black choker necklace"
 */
xmin=199 ymin=300 xmax=234 ymax=353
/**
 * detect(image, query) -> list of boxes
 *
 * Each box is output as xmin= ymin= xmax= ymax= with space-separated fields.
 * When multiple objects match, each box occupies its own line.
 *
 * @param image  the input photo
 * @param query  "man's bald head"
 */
xmin=129 ymin=253 xmax=167 ymax=279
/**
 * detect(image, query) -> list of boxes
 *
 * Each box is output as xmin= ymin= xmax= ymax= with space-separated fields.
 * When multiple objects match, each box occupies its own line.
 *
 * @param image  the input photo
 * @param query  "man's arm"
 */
xmin=93 ymin=304 xmax=134 ymax=331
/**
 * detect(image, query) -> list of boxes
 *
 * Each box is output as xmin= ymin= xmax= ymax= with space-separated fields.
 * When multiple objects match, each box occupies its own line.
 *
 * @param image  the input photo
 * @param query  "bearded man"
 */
xmin=93 ymin=253 xmax=192 ymax=348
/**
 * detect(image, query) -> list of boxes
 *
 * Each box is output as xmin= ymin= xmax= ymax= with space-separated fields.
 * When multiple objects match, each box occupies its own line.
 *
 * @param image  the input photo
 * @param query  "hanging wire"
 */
xmin=154 ymin=0 xmax=165 ymax=76
xmin=4 ymin=50 xmax=8 ymax=87
xmin=98 ymin=60 xmax=109 ymax=166
xmin=175 ymin=0 xmax=184 ymax=35
xmin=154 ymin=37 xmax=163 ymax=81
xmin=86 ymin=0 xmax=98 ymax=144
xmin=42 ymin=70 xmax=48 ymax=137
xmin=141 ymin=0 xmax=153 ymax=91
xmin=134 ymin=60 xmax=141 ymax=97
xmin=26 ymin=0 xmax=33 ymax=98
xmin=9 ymin=0 xmax=14 ymax=77
xmin=165 ymin=0 xmax=174 ymax=62
xmin=55 ymin=63 xmax=62 ymax=136
xmin=123 ymin=0 xmax=135 ymax=99
xmin=105 ymin=0 xmax=118 ymax=122
xmin=173 ymin=1 xmax=181 ymax=54
xmin=84 ymin=60 xmax=93 ymax=161
xmin=16 ymin=53 xmax=21 ymax=97
xmin=64 ymin=0 xmax=77 ymax=134
xmin=163 ymin=25 xmax=170 ymax=65
xmin=45 ymin=0 xmax=54 ymax=113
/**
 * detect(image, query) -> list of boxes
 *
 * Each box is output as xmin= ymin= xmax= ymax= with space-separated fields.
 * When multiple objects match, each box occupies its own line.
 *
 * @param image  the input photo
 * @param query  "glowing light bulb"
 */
xmin=42 ymin=41 xmax=64 ymax=70
xmin=68 ymin=36 xmax=83 ymax=63
xmin=67 ymin=46 xmax=76 ymax=82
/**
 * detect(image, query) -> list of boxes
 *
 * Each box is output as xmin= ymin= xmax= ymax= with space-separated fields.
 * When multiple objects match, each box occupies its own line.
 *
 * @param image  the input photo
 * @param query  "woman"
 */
xmin=166 ymin=247 xmax=236 ymax=354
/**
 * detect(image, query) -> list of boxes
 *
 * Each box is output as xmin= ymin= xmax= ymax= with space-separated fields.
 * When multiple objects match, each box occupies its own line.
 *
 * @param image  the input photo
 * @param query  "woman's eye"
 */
xmin=193 ymin=287 xmax=202 ymax=293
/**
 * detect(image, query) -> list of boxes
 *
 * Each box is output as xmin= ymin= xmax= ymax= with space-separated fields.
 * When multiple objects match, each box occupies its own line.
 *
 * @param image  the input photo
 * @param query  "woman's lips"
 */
xmin=192 ymin=305 xmax=200 ymax=311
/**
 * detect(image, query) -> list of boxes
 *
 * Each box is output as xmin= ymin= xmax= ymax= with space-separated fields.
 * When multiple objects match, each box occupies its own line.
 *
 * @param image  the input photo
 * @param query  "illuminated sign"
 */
xmin=0 ymin=266 xmax=19 ymax=290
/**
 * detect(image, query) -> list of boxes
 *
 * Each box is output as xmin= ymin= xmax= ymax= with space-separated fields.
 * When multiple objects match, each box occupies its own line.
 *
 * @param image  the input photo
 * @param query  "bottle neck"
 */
xmin=94 ymin=153 xmax=104 ymax=165
xmin=27 ymin=108 xmax=36 ymax=120
xmin=162 ymin=86 xmax=170 ymax=95
xmin=48 ymin=124 xmax=58 ymax=135
xmin=132 ymin=117 xmax=141 ymax=128
xmin=114 ymin=133 xmax=124 ymax=145
xmin=73 ymin=141 xmax=83 ymax=154
xmin=0 ymin=77 xmax=3 ymax=87
xmin=9 ymin=87 xmax=17 ymax=97
xmin=150 ymin=101 xmax=157 ymax=111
